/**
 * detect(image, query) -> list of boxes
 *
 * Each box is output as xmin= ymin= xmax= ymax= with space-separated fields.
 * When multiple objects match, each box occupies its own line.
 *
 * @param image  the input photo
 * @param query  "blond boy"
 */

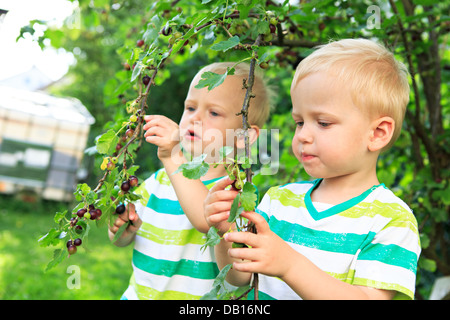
xmin=108 ymin=62 xmax=273 ymax=299
xmin=205 ymin=39 xmax=421 ymax=300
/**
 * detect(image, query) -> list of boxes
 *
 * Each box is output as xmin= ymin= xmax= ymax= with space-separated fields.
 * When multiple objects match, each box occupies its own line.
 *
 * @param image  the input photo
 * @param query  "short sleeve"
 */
xmin=352 ymin=210 xmax=421 ymax=299
xmin=255 ymin=186 xmax=279 ymax=223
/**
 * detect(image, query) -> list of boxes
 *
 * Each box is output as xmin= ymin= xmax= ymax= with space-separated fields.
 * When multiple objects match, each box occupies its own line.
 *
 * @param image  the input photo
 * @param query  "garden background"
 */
xmin=0 ymin=0 xmax=448 ymax=300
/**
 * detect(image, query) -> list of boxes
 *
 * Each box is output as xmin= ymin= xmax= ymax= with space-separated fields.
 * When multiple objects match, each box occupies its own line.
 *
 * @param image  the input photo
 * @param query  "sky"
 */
xmin=0 ymin=0 xmax=76 ymax=81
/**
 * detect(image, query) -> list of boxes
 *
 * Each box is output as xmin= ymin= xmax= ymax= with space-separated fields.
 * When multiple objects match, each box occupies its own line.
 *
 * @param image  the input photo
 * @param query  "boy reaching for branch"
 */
xmin=108 ymin=62 xmax=273 ymax=300
xmin=205 ymin=39 xmax=421 ymax=300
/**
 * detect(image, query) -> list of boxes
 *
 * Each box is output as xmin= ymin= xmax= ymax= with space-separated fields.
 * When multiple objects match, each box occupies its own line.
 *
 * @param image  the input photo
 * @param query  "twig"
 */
xmin=92 ymin=47 xmax=172 ymax=193
xmin=237 ymin=34 xmax=262 ymax=300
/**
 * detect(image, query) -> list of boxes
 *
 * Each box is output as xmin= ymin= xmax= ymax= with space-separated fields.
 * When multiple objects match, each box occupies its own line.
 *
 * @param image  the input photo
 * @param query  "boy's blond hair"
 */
xmin=197 ymin=62 xmax=274 ymax=128
xmin=291 ymin=38 xmax=410 ymax=151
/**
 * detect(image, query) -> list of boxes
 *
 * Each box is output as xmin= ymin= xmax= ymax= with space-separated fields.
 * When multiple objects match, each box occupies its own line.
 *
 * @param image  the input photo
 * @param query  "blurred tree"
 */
xmin=21 ymin=0 xmax=449 ymax=299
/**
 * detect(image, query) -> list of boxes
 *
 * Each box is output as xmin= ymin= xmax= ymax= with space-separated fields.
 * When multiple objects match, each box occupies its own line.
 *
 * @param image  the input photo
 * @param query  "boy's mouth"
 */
xmin=185 ymin=129 xmax=200 ymax=141
xmin=301 ymin=151 xmax=316 ymax=162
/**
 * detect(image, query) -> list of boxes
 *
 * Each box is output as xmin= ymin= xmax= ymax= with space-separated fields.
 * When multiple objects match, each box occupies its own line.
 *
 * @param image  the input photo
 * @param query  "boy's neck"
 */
xmin=310 ymin=170 xmax=380 ymax=205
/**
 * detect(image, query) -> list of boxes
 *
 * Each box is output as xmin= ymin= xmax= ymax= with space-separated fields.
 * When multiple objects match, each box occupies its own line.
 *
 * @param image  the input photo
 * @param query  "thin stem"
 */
xmin=237 ymin=34 xmax=262 ymax=300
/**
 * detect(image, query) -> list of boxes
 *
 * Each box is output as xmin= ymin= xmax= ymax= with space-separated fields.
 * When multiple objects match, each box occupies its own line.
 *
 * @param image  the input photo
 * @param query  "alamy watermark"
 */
xmin=171 ymin=127 xmax=280 ymax=175
xmin=67 ymin=265 xmax=81 ymax=289
xmin=366 ymin=5 xmax=381 ymax=30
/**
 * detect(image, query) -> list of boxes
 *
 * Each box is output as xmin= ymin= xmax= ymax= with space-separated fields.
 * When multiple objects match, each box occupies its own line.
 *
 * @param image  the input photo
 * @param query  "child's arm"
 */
xmin=204 ymin=178 xmax=252 ymax=286
xmin=225 ymin=211 xmax=395 ymax=300
xmin=108 ymin=203 xmax=142 ymax=247
xmin=143 ymin=115 xmax=210 ymax=233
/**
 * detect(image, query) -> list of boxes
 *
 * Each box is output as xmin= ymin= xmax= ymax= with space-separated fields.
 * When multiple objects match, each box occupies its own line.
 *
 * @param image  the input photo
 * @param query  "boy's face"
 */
xmin=290 ymin=71 xmax=373 ymax=180
xmin=179 ymin=73 xmax=245 ymax=161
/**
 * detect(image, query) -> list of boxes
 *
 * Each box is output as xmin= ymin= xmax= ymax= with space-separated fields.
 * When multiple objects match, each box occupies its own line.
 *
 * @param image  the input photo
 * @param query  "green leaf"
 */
xmin=131 ymin=61 xmax=145 ymax=82
xmin=143 ymin=14 xmax=163 ymax=44
xmin=194 ymin=67 xmax=235 ymax=91
xmin=173 ymin=154 xmax=210 ymax=179
xmin=96 ymin=130 xmax=119 ymax=155
xmin=211 ymin=35 xmax=240 ymax=52
xmin=38 ymin=228 xmax=62 ymax=247
xmin=201 ymin=226 xmax=221 ymax=252
xmin=228 ymin=193 xmax=243 ymax=223
xmin=418 ymin=257 xmax=436 ymax=273
xmin=240 ymin=182 xmax=257 ymax=211
xmin=53 ymin=211 xmax=67 ymax=224
xmin=213 ymin=263 xmax=233 ymax=287
xmin=45 ymin=248 xmax=67 ymax=272
xmin=112 ymin=220 xmax=130 ymax=244
xmin=219 ymin=146 xmax=233 ymax=159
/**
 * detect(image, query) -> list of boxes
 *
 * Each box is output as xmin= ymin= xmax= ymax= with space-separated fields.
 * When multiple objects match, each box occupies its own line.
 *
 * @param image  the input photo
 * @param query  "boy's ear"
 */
xmin=236 ymin=125 xmax=260 ymax=150
xmin=368 ymin=116 xmax=395 ymax=152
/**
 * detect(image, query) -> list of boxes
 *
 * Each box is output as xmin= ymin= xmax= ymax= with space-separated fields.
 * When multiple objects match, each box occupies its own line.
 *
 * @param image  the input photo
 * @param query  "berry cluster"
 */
xmin=67 ymin=204 xmax=104 ymax=255
xmin=66 ymin=238 xmax=82 ymax=255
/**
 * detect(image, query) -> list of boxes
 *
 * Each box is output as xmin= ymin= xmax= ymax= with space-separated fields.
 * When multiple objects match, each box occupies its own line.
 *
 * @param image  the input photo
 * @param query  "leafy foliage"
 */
xmin=21 ymin=0 xmax=450 ymax=299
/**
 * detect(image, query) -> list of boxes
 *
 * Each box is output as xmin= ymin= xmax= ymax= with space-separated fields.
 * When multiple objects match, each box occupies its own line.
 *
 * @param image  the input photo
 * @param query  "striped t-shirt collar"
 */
xmin=305 ymin=178 xmax=385 ymax=220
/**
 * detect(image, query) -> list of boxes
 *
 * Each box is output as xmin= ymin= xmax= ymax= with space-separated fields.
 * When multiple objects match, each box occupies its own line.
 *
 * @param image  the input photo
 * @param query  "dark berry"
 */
xmin=137 ymin=39 xmax=144 ymax=47
xmin=74 ymin=238 xmax=82 ymax=246
xmin=162 ymin=26 xmax=172 ymax=36
xmin=126 ymin=128 xmax=134 ymax=138
xmin=70 ymin=217 xmax=77 ymax=226
xmin=106 ymin=160 xmax=115 ymax=171
xmin=129 ymin=175 xmax=139 ymax=187
xmin=67 ymin=245 xmax=77 ymax=255
xmin=121 ymin=180 xmax=131 ymax=193
xmin=75 ymin=225 xmax=83 ymax=234
xmin=142 ymin=75 xmax=151 ymax=86
xmin=66 ymin=239 xmax=73 ymax=248
xmin=259 ymin=61 xmax=269 ymax=69
xmin=76 ymin=208 xmax=87 ymax=217
xmin=115 ymin=203 xmax=126 ymax=214
xmin=89 ymin=209 xmax=98 ymax=220
xmin=269 ymin=24 xmax=276 ymax=34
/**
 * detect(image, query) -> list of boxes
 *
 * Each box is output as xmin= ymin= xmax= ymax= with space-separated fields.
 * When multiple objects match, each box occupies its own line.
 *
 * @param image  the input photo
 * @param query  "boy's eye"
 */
xmin=186 ymin=106 xmax=196 ymax=112
xmin=210 ymin=111 xmax=219 ymax=117
xmin=296 ymin=121 xmax=304 ymax=127
xmin=318 ymin=122 xmax=331 ymax=127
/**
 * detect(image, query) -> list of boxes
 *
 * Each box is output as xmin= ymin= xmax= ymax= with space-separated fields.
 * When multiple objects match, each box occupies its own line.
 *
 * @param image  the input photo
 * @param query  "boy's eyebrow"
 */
xmin=184 ymin=99 xmax=196 ymax=105
xmin=292 ymin=110 xmax=339 ymax=118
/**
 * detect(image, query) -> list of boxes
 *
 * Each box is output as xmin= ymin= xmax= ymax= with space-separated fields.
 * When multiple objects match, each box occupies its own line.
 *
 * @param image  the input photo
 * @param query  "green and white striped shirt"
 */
xmin=250 ymin=179 xmax=421 ymax=300
xmin=121 ymin=169 xmax=223 ymax=300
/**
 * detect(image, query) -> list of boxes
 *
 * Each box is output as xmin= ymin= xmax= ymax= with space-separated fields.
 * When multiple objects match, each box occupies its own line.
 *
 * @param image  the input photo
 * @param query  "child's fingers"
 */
xmin=206 ymin=211 xmax=229 ymax=225
xmin=232 ymin=260 xmax=262 ymax=274
xmin=208 ymin=177 xmax=234 ymax=193
xmin=239 ymin=211 xmax=270 ymax=234
xmin=205 ymin=200 xmax=233 ymax=215
xmin=228 ymin=247 xmax=261 ymax=263
xmin=207 ymin=189 xmax=240 ymax=204
xmin=144 ymin=125 xmax=164 ymax=138
xmin=224 ymin=230 xmax=259 ymax=248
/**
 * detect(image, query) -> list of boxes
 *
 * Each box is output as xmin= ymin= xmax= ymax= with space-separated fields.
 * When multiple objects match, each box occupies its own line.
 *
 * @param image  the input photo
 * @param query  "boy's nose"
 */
xmin=190 ymin=110 xmax=203 ymax=123
xmin=296 ymin=125 xmax=313 ymax=144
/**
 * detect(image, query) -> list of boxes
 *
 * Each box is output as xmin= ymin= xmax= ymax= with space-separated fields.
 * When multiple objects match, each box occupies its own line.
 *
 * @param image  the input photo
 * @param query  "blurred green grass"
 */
xmin=0 ymin=195 xmax=133 ymax=300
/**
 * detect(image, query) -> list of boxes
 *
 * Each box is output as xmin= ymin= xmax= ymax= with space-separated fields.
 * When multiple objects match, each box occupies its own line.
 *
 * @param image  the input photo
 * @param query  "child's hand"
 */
xmin=109 ymin=203 xmax=142 ymax=246
xmin=204 ymin=177 xmax=240 ymax=235
xmin=224 ymin=211 xmax=296 ymax=279
xmin=143 ymin=115 xmax=180 ymax=160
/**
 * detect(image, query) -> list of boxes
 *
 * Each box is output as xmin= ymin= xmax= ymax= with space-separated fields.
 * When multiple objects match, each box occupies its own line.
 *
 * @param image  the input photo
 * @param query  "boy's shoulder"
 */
xmin=266 ymin=179 xmax=317 ymax=196
xmin=261 ymin=179 xmax=317 ymax=207
xmin=369 ymin=184 xmax=418 ymax=225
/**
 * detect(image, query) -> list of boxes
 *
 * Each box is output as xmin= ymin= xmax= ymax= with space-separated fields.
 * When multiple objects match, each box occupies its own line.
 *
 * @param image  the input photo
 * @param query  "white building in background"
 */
xmin=0 ymin=81 xmax=94 ymax=201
